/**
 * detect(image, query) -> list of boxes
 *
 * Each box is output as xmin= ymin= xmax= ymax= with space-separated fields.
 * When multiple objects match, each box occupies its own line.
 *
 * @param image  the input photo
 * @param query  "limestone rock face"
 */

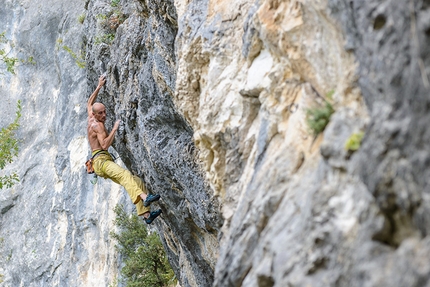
xmin=1 ymin=0 xmax=430 ymax=286
xmin=175 ymin=0 xmax=430 ymax=286
xmin=0 ymin=0 xmax=129 ymax=286
xmin=0 ymin=0 xmax=222 ymax=286
xmin=83 ymin=0 xmax=222 ymax=285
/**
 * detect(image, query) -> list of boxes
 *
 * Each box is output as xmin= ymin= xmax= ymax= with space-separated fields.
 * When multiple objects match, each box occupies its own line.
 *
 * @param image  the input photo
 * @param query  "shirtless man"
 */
xmin=87 ymin=74 xmax=162 ymax=224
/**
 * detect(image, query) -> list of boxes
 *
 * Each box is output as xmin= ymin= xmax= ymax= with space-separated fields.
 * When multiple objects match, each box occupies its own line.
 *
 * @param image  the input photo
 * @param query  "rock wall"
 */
xmin=1 ymin=0 xmax=430 ymax=286
xmin=0 ymin=0 xmax=130 ymax=286
xmin=178 ymin=0 xmax=429 ymax=286
xmin=0 ymin=0 xmax=222 ymax=286
xmin=83 ymin=0 xmax=222 ymax=285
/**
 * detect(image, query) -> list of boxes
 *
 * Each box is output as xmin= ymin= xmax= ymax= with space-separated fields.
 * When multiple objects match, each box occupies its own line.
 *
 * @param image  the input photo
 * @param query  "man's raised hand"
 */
xmin=98 ymin=74 xmax=106 ymax=88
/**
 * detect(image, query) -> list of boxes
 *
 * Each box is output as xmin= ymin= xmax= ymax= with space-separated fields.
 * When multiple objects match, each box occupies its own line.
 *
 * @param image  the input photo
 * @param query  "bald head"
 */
xmin=92 ymin=102 xmax=107 ymax=123
xmin=92 ymin=102 xmax=105 ymax=113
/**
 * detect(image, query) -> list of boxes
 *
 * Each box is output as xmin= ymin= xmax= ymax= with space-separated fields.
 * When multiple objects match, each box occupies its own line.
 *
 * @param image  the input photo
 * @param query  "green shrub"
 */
xmin=94 ymin=33 xmax=115 ymax=45
xmin=306 ymin=101 xmax=334 ymax=136
xmin=0 ymin=32 xmax=35 ymax=75
xmin=0 ymin=32 xmax=19 ymax=75
xmin=78 ymin=14 xmax=86 ymax=24
xmin=111 ymin=0 xmax=120 ymax=7
xmin=0 ymin=100 xmax=21 ymax=189
xmin=61 ymin=45 xmax=86 ymax=68
xmin=96 ymin=14 xmax=108 ymax=21
xmin=108 ymin=277 xmax=119 ymax=287
xmin=110 ymin=204 xmax=175 ymax=287
xmin=94 ymin=1 xmax=126 ymax=47
xmin=55 ymin=39 xmax=86 ymax=69
xmin=345 ymin=131 xmax=364 ymax=152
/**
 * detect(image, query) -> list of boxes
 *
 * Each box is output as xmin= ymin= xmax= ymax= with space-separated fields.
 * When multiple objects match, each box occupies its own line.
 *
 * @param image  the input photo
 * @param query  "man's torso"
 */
xmin=87 ymin=116 xmax=106 ymax=151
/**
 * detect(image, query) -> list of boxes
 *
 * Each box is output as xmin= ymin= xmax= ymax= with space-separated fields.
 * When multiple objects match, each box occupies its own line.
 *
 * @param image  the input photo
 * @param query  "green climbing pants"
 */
xmin=92 ymin=150 xmax=150 ymax=216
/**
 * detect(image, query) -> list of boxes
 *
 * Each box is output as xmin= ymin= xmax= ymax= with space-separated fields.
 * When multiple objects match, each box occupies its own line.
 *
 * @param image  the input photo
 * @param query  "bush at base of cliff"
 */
xmin=110 ymin=204 xmax=175 ymax=287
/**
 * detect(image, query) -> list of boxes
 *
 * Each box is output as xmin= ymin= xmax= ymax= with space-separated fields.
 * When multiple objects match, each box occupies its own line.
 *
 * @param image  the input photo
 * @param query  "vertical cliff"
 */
xmin=83 ymin=0 xmax=222 ymax=285
xmin=0 ymin=0 xmax=128 ymax=286
xmin=1 ymin=0 xmax=222 ymax=286
xmin=1 ymin=0 xmax=430 ymax=286
xmin=174 ymin=0 xmax=430 ymax=286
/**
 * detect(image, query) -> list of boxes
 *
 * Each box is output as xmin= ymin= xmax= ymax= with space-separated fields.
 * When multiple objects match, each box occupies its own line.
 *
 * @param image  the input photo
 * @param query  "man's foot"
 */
xmin=145 ymin=209 xmax=162 ymax=224
xmin=143 ymin=194 xmax=160 ymax=207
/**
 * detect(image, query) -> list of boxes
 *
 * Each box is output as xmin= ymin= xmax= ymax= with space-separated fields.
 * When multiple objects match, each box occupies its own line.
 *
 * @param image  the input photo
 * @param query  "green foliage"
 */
xmin=6 ymin=250 xmax=12 ymax=261
xmin=111 ymin=0 xmax=120 ymax=7
xmin=110 ymin=205 xmax=175 ymax=287
xmin=95 ymin=2 xmax=126 ymax=46
xmin=0 ymin=100 xmax=21 ymax=189
xmin=78 ymin=14 xmax=86 ymax=24
xmin=0 ymin=32 xmax=19 ymax=75
xmin=0 ymin=32 xmax=35 ymax=75
xmin=345 ymin=131 xmax=364 ymax=152
xmin=326 ymin=89 xmax=335 ymax=101
xmin=108 ymin=277 xmax=119 ymax=287
xmin=96 ymin=14 xmax=108 ymax=21
xmin=61 ymin=45 xmax=86 ymax=68
xmin=27 ymin=56 xmax=36 ymax=65
xmin=306 ymin=101 xmax=335 ymax=136
xmin=94 ymin=33 xmax=115 ymax=45
xmin=56 ymin=39 xmax=86 ymax=69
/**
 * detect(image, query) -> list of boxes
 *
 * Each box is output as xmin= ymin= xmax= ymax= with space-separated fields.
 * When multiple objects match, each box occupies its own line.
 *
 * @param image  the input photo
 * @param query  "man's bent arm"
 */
xmin=87 ymin=75 xmax=106 ymax=116
xmin=96 ymin=121 xmax=120 ymax=150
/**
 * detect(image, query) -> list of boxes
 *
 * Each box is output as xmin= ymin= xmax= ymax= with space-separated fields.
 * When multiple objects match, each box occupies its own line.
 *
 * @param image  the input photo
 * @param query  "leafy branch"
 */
xmin=0 ymin=32 xmax=35 ymax=75
xmin=0 ymin=100 xmax=22 ymax=189
xmin=110 ymin=204 xmax=175 ymax=287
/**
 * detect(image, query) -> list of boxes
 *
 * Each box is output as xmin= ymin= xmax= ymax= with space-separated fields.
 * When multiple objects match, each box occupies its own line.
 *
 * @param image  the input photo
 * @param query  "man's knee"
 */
xmin=132 ymin=175 xmax=147 ymax=192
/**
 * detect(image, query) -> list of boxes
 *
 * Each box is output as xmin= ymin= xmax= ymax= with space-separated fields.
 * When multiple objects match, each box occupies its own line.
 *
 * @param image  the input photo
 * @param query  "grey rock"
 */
xmin=1 ymin=0 xmax=430 ymax=287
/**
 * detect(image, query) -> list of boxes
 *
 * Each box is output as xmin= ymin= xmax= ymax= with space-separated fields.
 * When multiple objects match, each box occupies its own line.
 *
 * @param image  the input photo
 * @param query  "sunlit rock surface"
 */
xmin=1 ymin=0 xmax=430 ymax=286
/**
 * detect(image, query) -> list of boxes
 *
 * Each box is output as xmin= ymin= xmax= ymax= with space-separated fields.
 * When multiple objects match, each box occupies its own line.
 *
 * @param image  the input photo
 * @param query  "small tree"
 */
xmin=0 ymin=100 xmax=22 ymax=189
xmin=110 ymin=204 xmax=175 ymax=287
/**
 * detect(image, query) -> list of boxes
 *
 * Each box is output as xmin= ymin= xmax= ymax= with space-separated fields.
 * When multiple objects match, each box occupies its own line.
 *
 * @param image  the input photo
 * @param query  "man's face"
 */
xmin=93 ymin=105 xmax=107 ymax=123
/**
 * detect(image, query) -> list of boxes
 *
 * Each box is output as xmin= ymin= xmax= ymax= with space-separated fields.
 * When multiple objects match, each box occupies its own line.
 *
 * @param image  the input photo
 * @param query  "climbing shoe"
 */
xmin=143 ymin=194 xmax=161 ymax=207
xmin=145 ymin=209 xmax=162 ymax=224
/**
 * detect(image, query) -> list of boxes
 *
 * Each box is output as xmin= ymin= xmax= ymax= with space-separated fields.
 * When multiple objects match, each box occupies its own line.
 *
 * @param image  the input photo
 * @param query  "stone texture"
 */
xmin=1 ymin=0 xmax=430 ymax=286
xmin=0 ymin=0 xmax=129 ymax=286
xmin=175 ymin=0 xmax=430 ymax=286
xmin=83 ymin=0 xmax=223 ymax=285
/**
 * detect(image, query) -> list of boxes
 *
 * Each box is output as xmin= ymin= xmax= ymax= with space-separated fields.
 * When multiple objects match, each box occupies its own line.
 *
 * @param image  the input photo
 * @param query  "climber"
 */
xmin=86 ymin=74 xmax=162 ymax=224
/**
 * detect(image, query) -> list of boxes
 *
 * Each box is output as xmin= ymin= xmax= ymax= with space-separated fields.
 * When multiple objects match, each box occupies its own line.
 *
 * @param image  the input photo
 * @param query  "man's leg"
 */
xmin=101 ymin=160 xmax=162 ymax=223
xmin=132 ymin=175 xmax=162 ymax=224
xmin=132 ymin=175 xmax=151 ymax=216
xmin=131 ymin=175 xmax=160 ymax=206
xmin=102 ymin=160 xmax=148 ymax=204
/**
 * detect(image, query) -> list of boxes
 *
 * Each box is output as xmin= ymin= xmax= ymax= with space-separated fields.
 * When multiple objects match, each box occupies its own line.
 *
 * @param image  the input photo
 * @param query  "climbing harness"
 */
xmin=85 ymin=150 xmax=106 ymax=174
xmin=85 ymin=150 xmax=118 ymax=185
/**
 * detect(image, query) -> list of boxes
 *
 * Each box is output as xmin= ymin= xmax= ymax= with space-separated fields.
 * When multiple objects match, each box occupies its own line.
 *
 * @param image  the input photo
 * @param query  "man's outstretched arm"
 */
xmin=87 ymin=75 xmax=106 ymax=117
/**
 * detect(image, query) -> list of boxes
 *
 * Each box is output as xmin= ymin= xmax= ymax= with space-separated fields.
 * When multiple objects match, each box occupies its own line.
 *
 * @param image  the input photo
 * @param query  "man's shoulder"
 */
xmin=88 ymin=118 xmax=103 ymax=130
